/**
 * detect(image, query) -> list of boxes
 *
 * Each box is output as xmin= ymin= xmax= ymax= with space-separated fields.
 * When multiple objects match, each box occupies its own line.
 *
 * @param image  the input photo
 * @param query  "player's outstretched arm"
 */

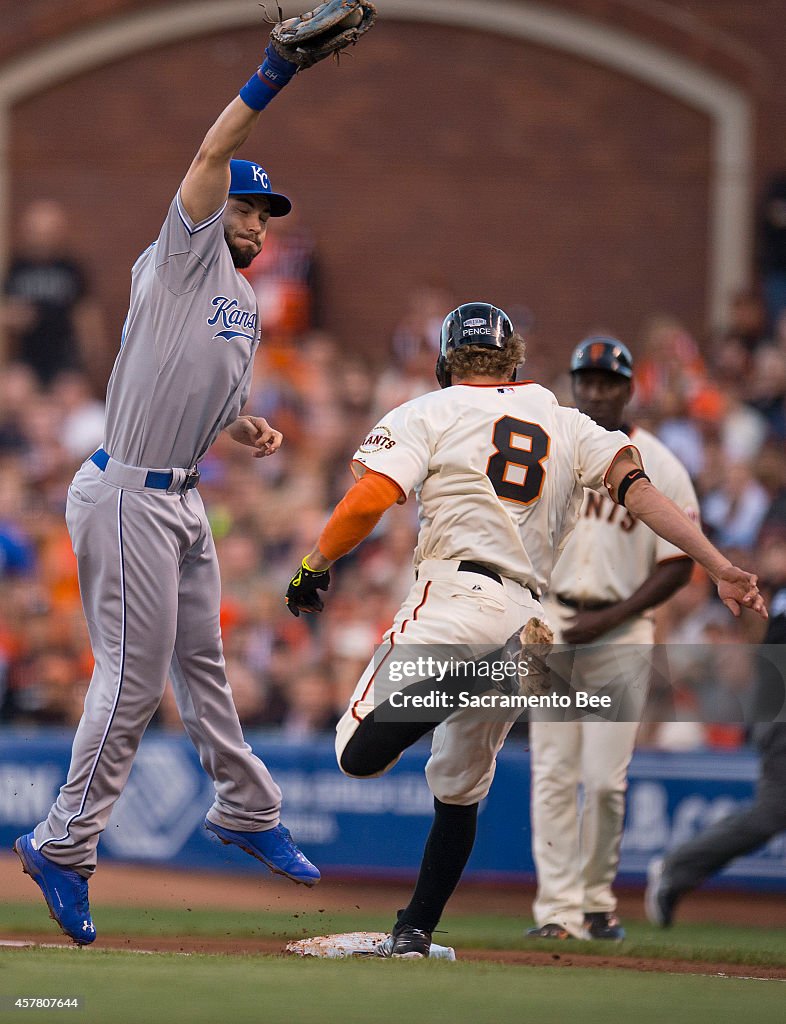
xmin=285 ymin=471 xmax=402 ymax=615
xmin=180 ymin=1 xmax=377 ymax=224
xmin=607 ymin=457 xmax=767 ymax=619
xmin=180 ymin=99 xmax=267 ymax=224
xmin=180 ymin=43 xmax=299 ymax=224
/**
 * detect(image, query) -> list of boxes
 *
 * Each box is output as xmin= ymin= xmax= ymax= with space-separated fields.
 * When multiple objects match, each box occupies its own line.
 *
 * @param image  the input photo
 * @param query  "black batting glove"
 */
xmin=285 ymin=558 xmax=331 ymax=617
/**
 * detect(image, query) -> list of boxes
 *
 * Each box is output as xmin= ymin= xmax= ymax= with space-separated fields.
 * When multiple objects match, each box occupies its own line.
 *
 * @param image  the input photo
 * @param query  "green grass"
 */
xmin=2 ymin=903 xmax=786 ymax=967
xmin=0 ymin=948 xmax=784 ymax=1024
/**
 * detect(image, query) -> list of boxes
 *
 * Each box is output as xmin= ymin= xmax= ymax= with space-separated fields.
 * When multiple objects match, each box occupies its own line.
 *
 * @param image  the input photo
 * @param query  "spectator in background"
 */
xmin=279 ymin=664 xmax=339 ymax=740
xmin=757 ymin=444 xmax=786 ymax=549
xmin=702 ymin=461 xmax=771 ymax=551
xmin=633 ymin=315 xmax=715 ymax=418
xmin=390 ymin=283 xmax=452 ymax=366
xmin=633 ymin=316 xmax=721 ymax=479
xmin=771 ymin=309 xmax=786 ymax=357
xmin=709 ymin=338 xmax=768 ymax=463
xmin=0 ymin=364 xmax=39 ymax=454
xmin=376 ymin=283 xmax=454 ymax=411
xmin=243 ymin=208 xmax=318 ymax=335
xmin=748 ymin=344 xmax=786 ymax=440
xmin=723 ymin=290 xmax=768 ymax=354
xmin=51 ymin=371 xmax=106 ymax=462
xmin=757 ymin=174 xmax=786 ymax=331
xmin=0 ymin=457 xmax=36 ymax=581
xmin=0 ymin=200 xmax=108 ymax=390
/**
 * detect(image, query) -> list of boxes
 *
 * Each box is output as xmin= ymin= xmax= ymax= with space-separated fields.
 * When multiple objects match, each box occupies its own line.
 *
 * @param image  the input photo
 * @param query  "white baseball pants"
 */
xmin=335 ymin=558 xmax=542 ymax=804
xmin=529 ymin=598 xmax=653 ymax=936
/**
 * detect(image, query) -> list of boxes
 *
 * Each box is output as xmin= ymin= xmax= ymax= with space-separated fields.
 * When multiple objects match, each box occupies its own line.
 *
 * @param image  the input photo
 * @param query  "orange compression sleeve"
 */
xmin=318 ymin=471 xmax=403 ymax=562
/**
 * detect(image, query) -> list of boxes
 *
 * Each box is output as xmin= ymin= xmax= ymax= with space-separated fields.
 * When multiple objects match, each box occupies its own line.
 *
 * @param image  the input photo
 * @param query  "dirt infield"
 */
xmin=3 ymin=856 xmax=786 ymax=979
xmin=3 ymin=933 xmax=786 ymax=981
xmin=2 ymin=856 xmax=784 ymax=925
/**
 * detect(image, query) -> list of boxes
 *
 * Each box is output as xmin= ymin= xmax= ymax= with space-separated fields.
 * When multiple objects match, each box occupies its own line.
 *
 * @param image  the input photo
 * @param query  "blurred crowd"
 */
xmin=1 ymin=191 xmax=785 ymax=752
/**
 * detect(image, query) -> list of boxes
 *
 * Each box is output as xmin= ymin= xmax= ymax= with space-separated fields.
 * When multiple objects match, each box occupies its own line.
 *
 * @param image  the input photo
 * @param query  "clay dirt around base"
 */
xmin=2 ymin=933 xmax=786 ymax=980
xmin=1 ymin=857 xmax=784 ymax=927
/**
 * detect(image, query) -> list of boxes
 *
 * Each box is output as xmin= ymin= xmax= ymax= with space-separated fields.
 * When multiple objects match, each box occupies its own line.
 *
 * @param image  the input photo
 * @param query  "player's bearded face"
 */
xmin=224 ymin=197 xmax=270 ymax=269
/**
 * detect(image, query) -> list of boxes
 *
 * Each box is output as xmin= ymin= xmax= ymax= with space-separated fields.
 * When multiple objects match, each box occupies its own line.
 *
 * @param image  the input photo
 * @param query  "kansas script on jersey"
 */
xmin=352 ymin=382 xmax=641 ymax=594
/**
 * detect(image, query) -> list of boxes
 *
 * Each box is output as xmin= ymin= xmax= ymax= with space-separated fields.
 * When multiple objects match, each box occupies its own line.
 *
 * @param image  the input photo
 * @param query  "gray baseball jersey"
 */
xmin=104 ymin=193 xmax=259 ymax=468
xmin=34 ymin=192 xmax=282 ymax=872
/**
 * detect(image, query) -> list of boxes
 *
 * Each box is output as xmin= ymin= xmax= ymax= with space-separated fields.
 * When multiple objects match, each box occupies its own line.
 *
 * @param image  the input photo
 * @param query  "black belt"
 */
xmin=91 ymin=448 xmax=200 ymax=491
xmin=458 ymin=560 xmax=538 ymax=602
xmin=556 ymin=594 xmax=616 ymax=612
xmin=458 ymin=560 xmax=502 ymax=585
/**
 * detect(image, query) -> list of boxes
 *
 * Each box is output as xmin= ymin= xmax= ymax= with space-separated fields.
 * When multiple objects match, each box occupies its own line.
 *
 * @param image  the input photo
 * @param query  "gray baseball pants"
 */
xmin=33 ymin=460 xmax=281 ymax=875
xmin=662 ymin=724 xmax=786 ymax=892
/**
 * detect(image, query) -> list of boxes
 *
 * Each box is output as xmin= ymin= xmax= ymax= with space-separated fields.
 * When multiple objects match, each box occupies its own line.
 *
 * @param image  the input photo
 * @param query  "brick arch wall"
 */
xmin=3 ymin=2 xmax=784 ymax=365
xmin=0 ymin=1 xmax=770 ymax=85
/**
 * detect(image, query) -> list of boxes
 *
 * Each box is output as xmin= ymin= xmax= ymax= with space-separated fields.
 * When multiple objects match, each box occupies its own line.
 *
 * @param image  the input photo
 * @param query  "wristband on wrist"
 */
xmin=239 ymin=45 xmax=298 ymax=111
xmin=301 ymin=555 xmax=328 ymax=575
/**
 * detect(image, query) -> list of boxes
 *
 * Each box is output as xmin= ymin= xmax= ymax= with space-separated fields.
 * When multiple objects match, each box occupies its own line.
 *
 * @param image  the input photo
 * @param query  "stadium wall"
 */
xmin=0 ymin=1 xmax=784 ymax=363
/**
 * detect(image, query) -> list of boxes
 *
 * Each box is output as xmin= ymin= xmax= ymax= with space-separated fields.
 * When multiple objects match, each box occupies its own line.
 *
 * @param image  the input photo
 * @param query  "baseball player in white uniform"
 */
xmin=284 ymin=303 xmax=766 ymax=958
xmin=12 ymin=26 xmax=332 ymax=945
xmin=527 ymin=336 xmax=698 ymax=941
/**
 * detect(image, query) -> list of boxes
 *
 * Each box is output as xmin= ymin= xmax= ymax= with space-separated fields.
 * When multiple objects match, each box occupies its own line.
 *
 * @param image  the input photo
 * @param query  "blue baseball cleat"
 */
xmin=204 ymin=819 xmax=321 ymax=886
xmin=13 ymin=833 xmax=96 ymax=945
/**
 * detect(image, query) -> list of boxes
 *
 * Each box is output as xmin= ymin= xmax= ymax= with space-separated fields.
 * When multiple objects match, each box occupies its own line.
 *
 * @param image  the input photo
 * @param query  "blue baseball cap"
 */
xmin=228 ymin=159 xmax=292 ymax=217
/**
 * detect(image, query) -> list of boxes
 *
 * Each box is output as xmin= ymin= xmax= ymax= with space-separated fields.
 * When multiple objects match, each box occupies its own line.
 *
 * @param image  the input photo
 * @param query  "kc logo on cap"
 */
xmin=228 ymin=159 xmax=292 ymax=217
xmin=251 ymin=165 xmax=270 ymax=188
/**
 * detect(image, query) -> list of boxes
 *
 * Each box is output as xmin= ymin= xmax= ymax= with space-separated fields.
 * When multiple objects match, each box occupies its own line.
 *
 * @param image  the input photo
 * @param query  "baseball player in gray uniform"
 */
xmin=528 ymin=337 xmax=698 ymax=941
xmin=284 ymin=304 xmax=766 ymax=958
xmin=12 ymin=27 xmax=329 ymax=945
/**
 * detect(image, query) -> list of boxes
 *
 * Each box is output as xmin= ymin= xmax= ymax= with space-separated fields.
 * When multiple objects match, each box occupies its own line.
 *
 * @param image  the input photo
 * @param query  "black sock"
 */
xmin=397 ymin=798 xmax=479 ymax=934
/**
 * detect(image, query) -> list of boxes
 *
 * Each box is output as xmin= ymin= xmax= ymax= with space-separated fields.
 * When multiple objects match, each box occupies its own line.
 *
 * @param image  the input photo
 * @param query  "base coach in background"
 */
xmin=528 ymin=337 xmax=699 ymax=941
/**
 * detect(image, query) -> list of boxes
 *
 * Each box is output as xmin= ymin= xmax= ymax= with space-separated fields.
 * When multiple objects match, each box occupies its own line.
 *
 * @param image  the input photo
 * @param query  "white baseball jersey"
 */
xmin=549 ymin=426 xmax=699 ymax=604
xmin=351 ymin=382 xmax=640 ymax=594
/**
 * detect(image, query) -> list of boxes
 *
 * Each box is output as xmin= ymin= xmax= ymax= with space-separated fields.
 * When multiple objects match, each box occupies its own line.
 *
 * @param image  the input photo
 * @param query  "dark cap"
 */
xmin=570 ymin=336 xmax=633 ymax=379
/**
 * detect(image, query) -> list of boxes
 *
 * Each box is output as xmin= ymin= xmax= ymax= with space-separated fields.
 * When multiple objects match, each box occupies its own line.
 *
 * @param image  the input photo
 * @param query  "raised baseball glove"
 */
xmin=496 ymin=617 xmax=554 ymax=698
xmin=270 ymin=0 xmax=377 ymax=70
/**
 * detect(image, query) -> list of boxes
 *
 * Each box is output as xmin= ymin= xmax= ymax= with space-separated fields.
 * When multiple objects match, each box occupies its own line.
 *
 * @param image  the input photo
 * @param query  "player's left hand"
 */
xmin=286 ymin=558 xmax=331 ymax=616
xmin=562 ymin=607 xmax=624 ymax=645
xmin=226 ymin=416 xmax=283 ymax=457
xmin=716 ymin=565 xmax=768 ymax=619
